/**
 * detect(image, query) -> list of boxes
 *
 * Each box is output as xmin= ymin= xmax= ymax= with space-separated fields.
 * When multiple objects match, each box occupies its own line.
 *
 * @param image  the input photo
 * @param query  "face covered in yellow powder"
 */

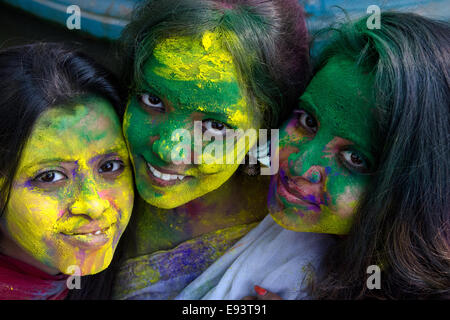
xmin=0 ymin=96 xmax=134 ymax=275
xmin=124 ymin=31 xmax=262 ymax=209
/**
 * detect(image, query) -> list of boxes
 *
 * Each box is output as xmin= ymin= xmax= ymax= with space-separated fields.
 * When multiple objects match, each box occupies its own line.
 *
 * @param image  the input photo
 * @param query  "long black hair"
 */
xmin=0 ymin=42 xmax=125 ymax=299
xmin=310 ymin=12 xmax=449 ymax=299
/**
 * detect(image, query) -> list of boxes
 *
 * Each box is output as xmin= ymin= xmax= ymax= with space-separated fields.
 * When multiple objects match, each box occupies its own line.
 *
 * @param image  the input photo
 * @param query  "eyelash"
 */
xmin=138 ymin=93 xmax=165 ymax=112
xmin=138 ymin=92 xmax=232 ymax=135
xmin=202 ymin=119 xmax=231 ymax=136
xmin=31 ymin=160 xmax=125 ymax=186
xmin=98 ymin=160 xmax=125 ymax=175
xmin=33 ymin=170 xmax=67 ymax=184
xmin=294 ymin=109 xmax=318 ymax=135
xmin=293 ymin=109 xmax=371 ymax=174
xmin=338 ymin=150 xmax=371 ymax=174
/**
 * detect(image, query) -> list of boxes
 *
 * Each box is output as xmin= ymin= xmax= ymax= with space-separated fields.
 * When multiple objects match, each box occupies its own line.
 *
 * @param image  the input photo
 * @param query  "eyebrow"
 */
xmin=138 ymin=75 xmax=236 ymax=125
xmin=299 ymin=94 xmax=320 ymax=118
xmin=299 ymin=94 xmax=376 ymax=161
xmin=22 ymin=150 xmax=122 ymax=171
xmin=138 ymin=76 xmax=163 ymax=97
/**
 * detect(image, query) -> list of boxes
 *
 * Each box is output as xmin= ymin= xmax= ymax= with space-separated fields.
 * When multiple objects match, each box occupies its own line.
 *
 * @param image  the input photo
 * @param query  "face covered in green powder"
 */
xmin=124 ymin=31 xmax=262 ymax=209
xmin=268 ymin=57 xmax=377 ymax=235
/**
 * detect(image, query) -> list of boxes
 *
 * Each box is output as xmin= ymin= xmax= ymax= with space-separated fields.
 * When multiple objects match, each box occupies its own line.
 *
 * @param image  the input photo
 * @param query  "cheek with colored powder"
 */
xmin=3 ymin=185 xmax=66 ymax=267
xmin=125 ymin=32 xmax=261 ymax=208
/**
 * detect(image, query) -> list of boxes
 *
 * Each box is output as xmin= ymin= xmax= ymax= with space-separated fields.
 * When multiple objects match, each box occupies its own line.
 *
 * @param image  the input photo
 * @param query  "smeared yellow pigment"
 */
xmin=125 ymin=30 xmax=262 ymax=209
xmin=0 ymin=97 xmax=134 ymax=275
xmin=153 ymin=31 xmax=236 ymax=83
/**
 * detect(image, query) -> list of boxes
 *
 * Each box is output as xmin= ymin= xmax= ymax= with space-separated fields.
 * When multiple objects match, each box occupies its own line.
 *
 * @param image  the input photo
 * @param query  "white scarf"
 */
xmin=176 ymin=214 xmax=336 ymax=300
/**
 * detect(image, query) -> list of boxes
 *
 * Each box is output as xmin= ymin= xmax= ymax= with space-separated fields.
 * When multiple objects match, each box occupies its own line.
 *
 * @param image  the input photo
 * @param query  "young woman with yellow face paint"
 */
xmin=0 ymin=43 xmax=134 ymax=300
xmin=178 ymin=12 xmax=450 ymax=300
xmin=112 ymin=0 xmax=311 ymax=299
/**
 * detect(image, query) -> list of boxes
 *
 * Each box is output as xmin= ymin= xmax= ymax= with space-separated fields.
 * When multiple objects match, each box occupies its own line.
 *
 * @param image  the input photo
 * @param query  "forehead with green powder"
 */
xmin=123 ymin=32 xmax=263 ymax=208
xmin=22 ymin=96 xmax=126 ymax=167
xmin=299 ymin=56 xmax=377 ymax=155
xmin=137 ymin=31 xmax=259 ymax=128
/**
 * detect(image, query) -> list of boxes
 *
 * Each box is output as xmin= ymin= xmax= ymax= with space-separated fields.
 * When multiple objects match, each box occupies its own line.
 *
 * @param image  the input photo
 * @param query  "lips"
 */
xmin=61 ymin=224 xmax=113 ymax=236
xmin=60 ymin=223 xmax=115 ymax=249
xmin=276 ymin=168 xmax=321 ymax=211
xmin=144 ymin=159 xmax=192 ymax=187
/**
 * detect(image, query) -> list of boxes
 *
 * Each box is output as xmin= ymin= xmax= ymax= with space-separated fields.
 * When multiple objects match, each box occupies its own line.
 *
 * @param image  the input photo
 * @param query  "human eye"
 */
xmin=339 ymin=150 xmax=371 ymax=174
xmin=33 ymin=170 xmax=68 ymax=184
xmin=294 ymin=109 xmax=318 ymax=134
xmin=98 ymin=159 xmax=125 ymax=175
xmin=138 ymin=93 xmax=165 ymax=112
xmin=202 ymin=119 xmax=230 ymax=136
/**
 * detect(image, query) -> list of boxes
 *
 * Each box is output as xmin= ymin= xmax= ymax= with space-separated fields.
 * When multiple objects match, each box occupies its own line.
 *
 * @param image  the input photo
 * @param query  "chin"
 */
xmin=139 ymin=186 xmax=195 ymax=209
xmin=145 ymin=196 xmax=187 ymax=209
xmin=80 ymin=254 xmax=114 ymax=276
xmin=269 ymin=207 xmax=321 ymax=233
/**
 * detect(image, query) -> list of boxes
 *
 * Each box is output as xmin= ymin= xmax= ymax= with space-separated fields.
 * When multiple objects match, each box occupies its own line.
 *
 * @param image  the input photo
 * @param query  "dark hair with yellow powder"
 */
xmin=120 ymin=0 xmax=311 ymax=128
xmin=0 ymin=43 xmax=124 ymax=300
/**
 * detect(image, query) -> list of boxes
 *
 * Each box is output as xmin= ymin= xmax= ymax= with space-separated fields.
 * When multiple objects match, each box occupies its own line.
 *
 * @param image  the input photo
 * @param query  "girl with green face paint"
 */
xmin=113 ymin=0 xmax=311 ymax=299
xmin=268 ymin=56 xmax=376 ymax=235
xmin=125 ymin=31 xmax=263 ymax=209
xmin=0 ymin=44 xmax=134 ymax=300
xmin=177 ymin=12 xmax=449 ymax=300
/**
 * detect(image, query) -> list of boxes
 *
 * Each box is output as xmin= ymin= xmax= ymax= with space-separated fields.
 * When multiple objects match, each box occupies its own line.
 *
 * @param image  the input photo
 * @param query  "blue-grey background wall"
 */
xmin=1 ymin=0 xmax=448 ymax=39
xmin=0 ymin=0 xmax=448 ymax=73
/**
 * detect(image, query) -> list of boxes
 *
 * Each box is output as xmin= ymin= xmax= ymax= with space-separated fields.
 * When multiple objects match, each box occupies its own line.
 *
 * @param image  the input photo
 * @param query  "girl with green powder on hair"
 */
xmin=177 ymin=11 xmax=450 ymax=300
xmin=112 ymin=0 xmax=311 ymax=299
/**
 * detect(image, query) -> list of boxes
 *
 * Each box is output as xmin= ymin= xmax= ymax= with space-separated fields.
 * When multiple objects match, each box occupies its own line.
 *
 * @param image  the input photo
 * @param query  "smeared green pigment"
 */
xmin=124 ymin=31 xmax=261 ymax=209
xmin=269 ymin=56 xmax=377 ymax=235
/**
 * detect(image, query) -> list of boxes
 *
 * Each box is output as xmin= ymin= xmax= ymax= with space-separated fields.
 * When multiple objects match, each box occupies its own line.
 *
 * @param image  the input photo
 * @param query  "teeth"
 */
xmin=83 ymin=230 xmax=102 ymax=236
xmin=147 ymin=163 xmax=185 ymax=181
xmin=67 ymin=227 xmax=109 ymax=236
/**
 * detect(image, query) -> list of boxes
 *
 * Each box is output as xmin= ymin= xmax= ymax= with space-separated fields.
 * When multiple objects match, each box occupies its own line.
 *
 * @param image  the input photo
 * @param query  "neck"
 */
xmin=123 ymin=172 xmax=269 ymax=259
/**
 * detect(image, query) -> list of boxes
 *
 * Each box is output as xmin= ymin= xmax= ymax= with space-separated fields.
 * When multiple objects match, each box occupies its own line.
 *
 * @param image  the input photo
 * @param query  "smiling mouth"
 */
xmin=147 ymin=162 xmax=185 ymax=181
xmin=144 ymin=161 xmax=192 ymax=187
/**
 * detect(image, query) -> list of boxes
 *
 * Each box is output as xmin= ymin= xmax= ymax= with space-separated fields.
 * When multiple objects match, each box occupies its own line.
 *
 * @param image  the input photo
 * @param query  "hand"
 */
xmin=242 ymin=285 xmax=283 ymax=300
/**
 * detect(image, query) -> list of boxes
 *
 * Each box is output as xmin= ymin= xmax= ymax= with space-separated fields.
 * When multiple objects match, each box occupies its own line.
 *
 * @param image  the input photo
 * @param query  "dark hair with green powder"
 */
xmin=119 ymin=0 xmax=310 ymax=128
xmin=310 ymin=12 xmax=449 ymax=299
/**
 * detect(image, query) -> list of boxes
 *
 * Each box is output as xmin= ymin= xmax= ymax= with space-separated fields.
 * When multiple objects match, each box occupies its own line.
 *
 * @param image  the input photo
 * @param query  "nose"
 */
xmin=288 ymin=142 xmax=329 ymax=187
xmin=152 ymin=126 xmax=194 ymax=165
xmin=302 ymin=165 xmax=325 ymax=184
xmin=69 ymin=175 xmax=109 ymax=219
